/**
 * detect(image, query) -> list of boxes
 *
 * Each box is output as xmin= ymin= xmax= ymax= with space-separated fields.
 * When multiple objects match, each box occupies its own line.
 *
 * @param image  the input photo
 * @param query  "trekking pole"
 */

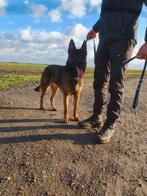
xmin=132 ymin=27 xmax=147 ymax=109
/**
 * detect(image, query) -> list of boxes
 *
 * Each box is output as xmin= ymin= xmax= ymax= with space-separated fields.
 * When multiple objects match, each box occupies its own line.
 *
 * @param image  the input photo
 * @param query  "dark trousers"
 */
xmin=93 ymin=39 xmax=135 ymax=123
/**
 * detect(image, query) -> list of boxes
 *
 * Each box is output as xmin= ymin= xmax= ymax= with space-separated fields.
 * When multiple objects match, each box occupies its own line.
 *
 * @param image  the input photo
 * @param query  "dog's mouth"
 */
xmin=76 ymin=67 xmax=84 ymax=79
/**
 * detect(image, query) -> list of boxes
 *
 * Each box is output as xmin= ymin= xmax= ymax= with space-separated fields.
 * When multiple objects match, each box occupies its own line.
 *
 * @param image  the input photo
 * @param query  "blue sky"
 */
xmin=0 ymin=0 xmax=146 ymax=69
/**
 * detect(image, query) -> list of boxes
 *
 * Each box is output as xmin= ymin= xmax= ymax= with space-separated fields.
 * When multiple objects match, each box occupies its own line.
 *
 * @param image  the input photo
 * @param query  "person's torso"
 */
xmin=99 ymin=0 xmax=144 ymax=42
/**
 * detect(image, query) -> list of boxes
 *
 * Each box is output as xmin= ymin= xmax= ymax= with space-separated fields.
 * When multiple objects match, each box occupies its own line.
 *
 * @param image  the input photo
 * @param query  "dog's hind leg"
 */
xmin=40 ymin=84 xmax=48 ymax=110
xmin=50 ymin=84 xmax=58 ymax=111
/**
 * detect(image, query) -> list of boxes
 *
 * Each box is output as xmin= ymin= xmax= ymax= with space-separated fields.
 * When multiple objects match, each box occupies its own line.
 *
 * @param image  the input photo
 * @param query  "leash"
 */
xmin=132 ymin=27 xmax=147 ymax=109
xmin=111 ymin=55 xmax=137 ymax=74
xmin=118 ymin=56 xmax=137 ymax=67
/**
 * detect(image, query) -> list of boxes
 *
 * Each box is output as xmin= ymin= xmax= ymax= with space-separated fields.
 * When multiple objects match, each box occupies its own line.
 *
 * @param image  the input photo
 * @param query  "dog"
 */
xmin=34 ymin=39 xmax=87 ymax=124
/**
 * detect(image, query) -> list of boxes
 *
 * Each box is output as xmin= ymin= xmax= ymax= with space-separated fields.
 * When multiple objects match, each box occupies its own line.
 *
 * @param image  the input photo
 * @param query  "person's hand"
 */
xmin=137 ymin=43 xmax=147 ymax=60
xmin=86 ymin=29 xmax=96 ymax=41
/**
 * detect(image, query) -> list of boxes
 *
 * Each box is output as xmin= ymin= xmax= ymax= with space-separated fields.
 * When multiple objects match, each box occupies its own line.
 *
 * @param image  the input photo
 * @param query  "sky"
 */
xmin=0 ymin=0 xmax=146 ymax=69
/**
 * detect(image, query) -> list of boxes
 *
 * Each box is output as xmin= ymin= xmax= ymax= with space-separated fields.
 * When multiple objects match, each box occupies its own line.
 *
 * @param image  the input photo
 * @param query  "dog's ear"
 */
xmin=81 ymin=40 xmax=87 ymax=52
xmin=68 ymin=39 xmax=76 ymax=51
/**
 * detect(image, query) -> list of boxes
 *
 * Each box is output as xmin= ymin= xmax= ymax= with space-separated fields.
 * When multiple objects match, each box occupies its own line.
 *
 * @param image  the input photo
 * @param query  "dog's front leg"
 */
xmin=73 ymin=91 xmax=80 ymax=121
xmin=64 ymin=94 xmax=70 ymax=124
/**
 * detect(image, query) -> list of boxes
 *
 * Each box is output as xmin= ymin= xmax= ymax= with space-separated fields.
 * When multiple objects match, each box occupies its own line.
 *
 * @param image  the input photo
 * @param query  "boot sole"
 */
xmin=98 ymin=137 xmax=111 ymax=144
xmin=97 ymin=133 xmax=114 ymax=144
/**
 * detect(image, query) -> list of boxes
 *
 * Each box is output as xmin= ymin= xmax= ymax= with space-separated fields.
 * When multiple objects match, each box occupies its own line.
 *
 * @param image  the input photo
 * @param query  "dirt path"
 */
xmin=0 ymin=77 xmax=146 ymax=196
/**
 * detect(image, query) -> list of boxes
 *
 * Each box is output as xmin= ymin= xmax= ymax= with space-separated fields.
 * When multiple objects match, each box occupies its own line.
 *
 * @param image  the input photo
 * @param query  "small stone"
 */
xmin=7 ymin=176 xmax=11 ymax=181
xmin=0 ymin=177 xmax=4 ymax=183
xmin=138 ymin=183 xmax=143 ymax=188
xmin=72 ymin=159 xmax=77 ymax=163
xmin=42 ymin=170 xmax=46 ymax=174
xmin=40 ymin=191 xmax=49 ymax=196
xmin=50 ymin=151 xmax=54 ymax=154
xmin=71 ymin=183 xmax=77 ymax=191
xmin=87 ymin=145 xmax=92 ymax=149
xmin=143 ymin=177 xmax=147 ymax=182
xmin=103 ymin=182 xmax=108 ymax=186
xmin=25 ymin=152 xmax=30 ymax=156
xmin=42 ymin=171 xmax=47 ymax=178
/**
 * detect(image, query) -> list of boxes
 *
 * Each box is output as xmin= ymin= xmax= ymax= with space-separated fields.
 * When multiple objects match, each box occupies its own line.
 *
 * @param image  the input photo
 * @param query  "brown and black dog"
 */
xmin=34 ymin=39 xmax=87 ymax=124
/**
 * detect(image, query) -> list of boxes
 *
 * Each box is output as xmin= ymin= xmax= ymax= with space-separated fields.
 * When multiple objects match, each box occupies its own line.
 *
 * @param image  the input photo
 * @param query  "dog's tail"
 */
xmin=34 ymin=85 xmax=40 ymax=92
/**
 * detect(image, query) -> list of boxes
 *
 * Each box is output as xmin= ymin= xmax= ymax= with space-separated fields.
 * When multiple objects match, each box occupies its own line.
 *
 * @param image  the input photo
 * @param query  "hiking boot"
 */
xmin=78 ymin=114 xmax=103 ymax=129
xmin=97 ymin=121 xmax=115 ymax=144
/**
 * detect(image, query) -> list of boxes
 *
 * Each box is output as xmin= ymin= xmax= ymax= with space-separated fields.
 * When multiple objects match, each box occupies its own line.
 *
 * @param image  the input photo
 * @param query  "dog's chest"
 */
xmin=63 ymin=77 xmax=83 ymax=94
xmin=71 ymin=78 xmax=83 ymax=92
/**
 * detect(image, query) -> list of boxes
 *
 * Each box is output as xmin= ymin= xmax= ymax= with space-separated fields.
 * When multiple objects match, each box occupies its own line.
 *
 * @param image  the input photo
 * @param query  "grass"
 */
xmin=0 ymin=74 xmax=40 ymax=89
xmin=0 ymin=62 xmax=45 ymax=75
xmin=0 ymin=62 xmax=44 ymax=89
xmin=85 ymin=68 xmax=146 ymax=78
xmin=0 ymin=62 xmax=146 ymax=89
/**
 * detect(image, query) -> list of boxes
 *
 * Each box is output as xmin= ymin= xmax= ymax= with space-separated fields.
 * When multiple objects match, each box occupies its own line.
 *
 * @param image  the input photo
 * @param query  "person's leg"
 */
xmin=98 ymin=39 xmax=136 ymax=143
xmin=93 ymin=42 xmax=110 ymax=117
xmin=78 ymin=41 xmax=110 ymax=128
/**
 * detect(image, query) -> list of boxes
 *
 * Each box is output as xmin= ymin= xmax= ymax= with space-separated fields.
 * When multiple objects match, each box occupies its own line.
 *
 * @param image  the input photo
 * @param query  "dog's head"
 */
xmin=66 ymin=39 xmax=87 ymax=79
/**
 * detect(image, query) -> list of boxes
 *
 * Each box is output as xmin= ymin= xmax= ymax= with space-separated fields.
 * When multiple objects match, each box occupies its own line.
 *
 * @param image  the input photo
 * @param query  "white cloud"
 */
xmin=59 ymin=0 xmax=102 ymax=18
xmin=0 ymin=25 xmax=143 ymax=69
xmin=60 ymin=0 xmax=87 ymax=18
xmin=0 ymin=24 xmax=92 ymax=64
xmin=48 ymin=9 xmax=62 ymax=22
xmin=89 ymin=0 xmax=102 ymax=13
xmin=67 ymin=23 xmax=88 ymax=39
xmin=31 ymin=4 xmax=48 ymax=18
xmin=24 ymin=0 xmax=29 ymax=5
xmin=0 ymin=0 xmax=7 ymax=7
xmin=19 ymin=27 xmax=63 ymax=43
xmin=19 ymin=27 xmax=32 ymax=41
xmin=0 ymin=0 xmax=7 ymax=15
xmin=30 ymin=0 xmax=102 ymax=22
xmin=90 ymin=0 xmax=102 ymax=6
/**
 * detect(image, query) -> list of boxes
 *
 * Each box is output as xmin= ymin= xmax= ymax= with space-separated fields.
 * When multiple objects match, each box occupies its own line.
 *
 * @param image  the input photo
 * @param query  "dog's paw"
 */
xmin=51 ymin=108 xmax=57 ymax=111
xmin=74 ymin=117 xmax=79 ymax=121
xmin=64 ymin=118 xmax=70 ymax=124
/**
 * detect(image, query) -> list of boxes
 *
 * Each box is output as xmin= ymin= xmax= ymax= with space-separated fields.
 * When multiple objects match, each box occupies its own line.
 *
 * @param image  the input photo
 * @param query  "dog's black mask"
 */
xmin=66 ymin=39 xmax=87 ymax=78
